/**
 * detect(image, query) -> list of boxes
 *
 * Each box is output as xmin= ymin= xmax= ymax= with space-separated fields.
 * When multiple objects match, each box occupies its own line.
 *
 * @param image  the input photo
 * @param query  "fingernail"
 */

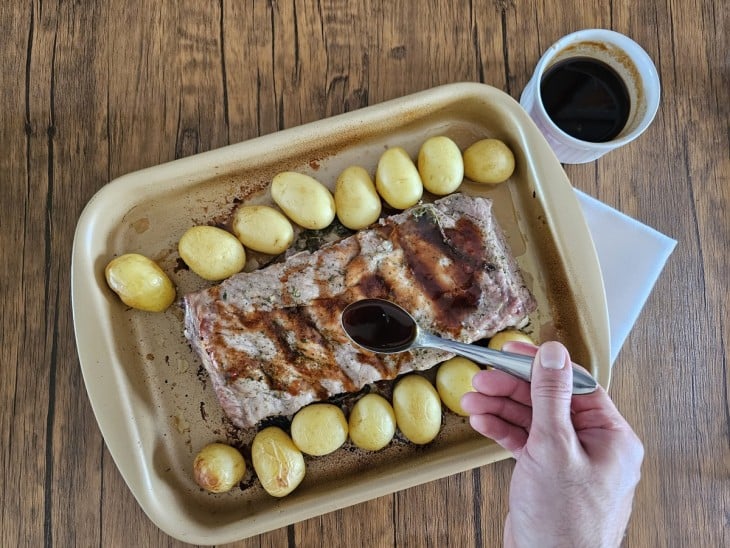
xmin=539 ymin=342 xmax=566 ymax=370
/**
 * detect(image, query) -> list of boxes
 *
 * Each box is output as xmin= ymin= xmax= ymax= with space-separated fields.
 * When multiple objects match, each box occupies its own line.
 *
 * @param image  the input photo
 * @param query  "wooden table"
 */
xmin=2 ymin=1 xmax=727 ymax=546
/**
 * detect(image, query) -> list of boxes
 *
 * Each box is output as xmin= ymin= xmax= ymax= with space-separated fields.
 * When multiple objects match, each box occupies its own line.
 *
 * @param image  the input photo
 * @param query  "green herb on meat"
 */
xmin=293 ymin=219 xmax=354 ymax=253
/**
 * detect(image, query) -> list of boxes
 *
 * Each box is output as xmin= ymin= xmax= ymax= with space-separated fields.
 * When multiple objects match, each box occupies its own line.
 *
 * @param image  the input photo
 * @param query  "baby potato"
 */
xmin=375 ymin=147 xmax=424 ymax=209
xmin=348 ymin=393 xmax=396 ymax=451
xmin=193 ymin=442 xmax=246 ymax=493
xmin=251 ymin=427 xmax=306 ymax=497
xmin=232 ymin=205 xmax=294 ymax=255
xmin=463 ymin=138 xmax=516 ymax=184
xmin=488 ymin=329 xmax=535 ymax=351
xmin=392 ymin=375 xmax=442 ymax=445
xmin=104 ymin=253 xmax=176 ymax=312
xmin=271 ymin=171 xmax=336 ymax=230
xmin=417 ymin=136 xmax=464 ymax=195
xmin=291 ymin=403 xmax=348 ymax=456
xmin=334 ymin=166 xmax=382 ymax=230
xmin=178 ymin=225 xmax=246 ymax=281
xmin=436 ymin=357 xmax=481 ymax=416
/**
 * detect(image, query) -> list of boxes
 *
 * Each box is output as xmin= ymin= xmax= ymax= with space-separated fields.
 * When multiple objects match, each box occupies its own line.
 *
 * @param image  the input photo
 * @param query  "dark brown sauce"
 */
xmin=394 ymin=214 xmax=482 ymax=331
xmin=341 ymin=299 xmax=416 ymax=353
xmin=540 ymin=57 xmax=630 ymax=143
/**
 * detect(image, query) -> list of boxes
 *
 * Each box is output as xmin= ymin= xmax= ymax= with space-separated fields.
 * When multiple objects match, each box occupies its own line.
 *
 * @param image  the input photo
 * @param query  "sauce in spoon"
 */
xmin=341 ymin=299 xmax=416 ymax=352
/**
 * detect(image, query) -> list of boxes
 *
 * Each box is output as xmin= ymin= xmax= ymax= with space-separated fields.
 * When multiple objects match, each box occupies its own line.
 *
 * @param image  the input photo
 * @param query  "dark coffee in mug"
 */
xmin=540 ymin=57 xmax=631 ymax=143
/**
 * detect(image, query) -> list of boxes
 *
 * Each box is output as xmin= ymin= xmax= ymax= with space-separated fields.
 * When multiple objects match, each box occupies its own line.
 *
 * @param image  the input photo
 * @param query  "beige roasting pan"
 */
xmin=71 ymin=83 xmax=610 ymax=544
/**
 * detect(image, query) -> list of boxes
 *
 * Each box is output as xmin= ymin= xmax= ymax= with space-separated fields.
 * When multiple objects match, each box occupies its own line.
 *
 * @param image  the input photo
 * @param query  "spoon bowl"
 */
xmin=341 ymin=298 xmax=597 ymax=395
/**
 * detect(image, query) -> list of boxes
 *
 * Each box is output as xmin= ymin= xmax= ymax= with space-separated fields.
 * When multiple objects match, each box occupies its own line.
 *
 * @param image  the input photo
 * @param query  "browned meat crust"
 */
xmin=183 ymin=193 xmax=536 ymax=428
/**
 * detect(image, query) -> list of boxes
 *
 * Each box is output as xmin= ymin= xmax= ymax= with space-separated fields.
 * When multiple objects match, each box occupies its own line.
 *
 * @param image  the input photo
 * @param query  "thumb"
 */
xmin=530 ymin=341 xmax=574 ymax=434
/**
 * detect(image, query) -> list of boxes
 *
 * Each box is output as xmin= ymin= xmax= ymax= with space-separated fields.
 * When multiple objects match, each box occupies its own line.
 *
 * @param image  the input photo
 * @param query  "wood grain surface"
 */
xmin=1 ymin=1 xmax=727 ymax=546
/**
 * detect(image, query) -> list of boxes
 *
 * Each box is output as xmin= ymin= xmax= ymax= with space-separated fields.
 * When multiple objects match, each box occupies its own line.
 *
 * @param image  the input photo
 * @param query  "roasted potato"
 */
xmin=488 ymin=329 xmax=535 ymax=350
xmin=436 ymin=357 xmax=481 ymax=416
xmin=334 ymin=166 xmax=382 ymax=230
xmin=271 ymin=171 xmax=336 ymax=230
xmin=251 ymin=427 xmax=306 ymax=497
xmin=178 ymin=225 xmax=246 ymax=281
xmin=291 ymin=403 xmax=348 ymax=456
xmin=417 ymin=136 xmax=464 ymax=195
xmin=392 ymin=375 xmax=441 ymax=445
xmin=231 ymin=204 xmax=294 ymax=255
xmin=375 ymin=147 xmax=423 ymax=209
xmin=193 ymin=442 xmax=246 ymax=493
xmin=348 ymin=393 xmax=396 ymax=451
xmin=104 ymin=253 xmax=176 ymax=312
xmin=463 ymin=138 xmax=515 ymax=184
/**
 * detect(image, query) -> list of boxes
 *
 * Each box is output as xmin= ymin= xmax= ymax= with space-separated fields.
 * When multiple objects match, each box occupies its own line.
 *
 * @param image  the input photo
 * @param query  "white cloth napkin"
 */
xmin=575 ymin=189 xmax=677 ymax=365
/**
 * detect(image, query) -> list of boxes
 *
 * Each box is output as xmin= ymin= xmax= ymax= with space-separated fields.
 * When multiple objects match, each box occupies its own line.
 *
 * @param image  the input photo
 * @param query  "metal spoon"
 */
xmin=341 ymin=298 xmax=597 ymax=395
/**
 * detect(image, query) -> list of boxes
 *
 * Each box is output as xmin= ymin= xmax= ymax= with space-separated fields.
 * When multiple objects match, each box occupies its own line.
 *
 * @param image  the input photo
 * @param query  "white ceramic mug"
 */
xmin=520 ymin=29 xmax=660 ymax=164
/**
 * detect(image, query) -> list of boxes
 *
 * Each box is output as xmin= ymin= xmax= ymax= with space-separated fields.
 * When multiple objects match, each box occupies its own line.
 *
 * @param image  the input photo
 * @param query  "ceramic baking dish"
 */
xmin=71 ymin=82 xmax=610 ymax=544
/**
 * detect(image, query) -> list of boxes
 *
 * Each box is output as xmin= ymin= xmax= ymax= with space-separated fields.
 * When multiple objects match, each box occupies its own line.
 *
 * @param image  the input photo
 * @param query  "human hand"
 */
xmin=461 ymin=341 xmax=644 ymax=548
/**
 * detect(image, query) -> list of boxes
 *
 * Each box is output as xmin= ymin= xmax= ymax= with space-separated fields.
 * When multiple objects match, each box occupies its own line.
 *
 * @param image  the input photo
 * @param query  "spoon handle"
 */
xmin=420 ymin=333 xmax=597 ymax=395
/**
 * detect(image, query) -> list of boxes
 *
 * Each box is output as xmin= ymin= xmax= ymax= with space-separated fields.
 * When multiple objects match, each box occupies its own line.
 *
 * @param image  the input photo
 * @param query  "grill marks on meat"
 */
xmin=183 ymin=193 xmax=537 ymax=428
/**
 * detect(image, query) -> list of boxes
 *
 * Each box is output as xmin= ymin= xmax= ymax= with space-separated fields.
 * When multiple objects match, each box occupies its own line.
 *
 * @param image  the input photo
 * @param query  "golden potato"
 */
xmin=348 ymin=393 xmax=396 ymax=451
xmin=417 ymin=136 xmax=464 ymax=195
xmin=178 ymin=225 xmax=246 ymax=281
xmin=193 ymin=442 xmax=246 ymax=493
xmin=104 ymin=253 xmax=176 ymax=312
xmin=436 ymin=357 xmax=481 ymax=416
xmin=462 ymin=138 xmax=515 ymax=184
xmin=271 ymin=171 xmax=336 ymax=230
xmin=392 ymin=375 xmax=442 ymax=445
xmin=334 ymin=166 xmax=382 ymax=229
xmin=488 ymin=329 xmax=535 ymax=351
xmin=251 ymin=427 xmax=306 ymax=497
xmin=375 ymin=147 xmax=424 ymax=209
xmin=291 ymin=403 xmax=348 ymax=456
xmin=232 ymin=205 xmax=294 ymax=255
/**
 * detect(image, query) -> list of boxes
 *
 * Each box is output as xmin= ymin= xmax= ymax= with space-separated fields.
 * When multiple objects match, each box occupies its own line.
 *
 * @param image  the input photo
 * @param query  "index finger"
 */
xmin=473 ymin=340 xmax=540 ymax=406
xmin=570 ymin=384 xmax=629 ymax=426
xmin=471 ymin=368 xmax=532 ymax=406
